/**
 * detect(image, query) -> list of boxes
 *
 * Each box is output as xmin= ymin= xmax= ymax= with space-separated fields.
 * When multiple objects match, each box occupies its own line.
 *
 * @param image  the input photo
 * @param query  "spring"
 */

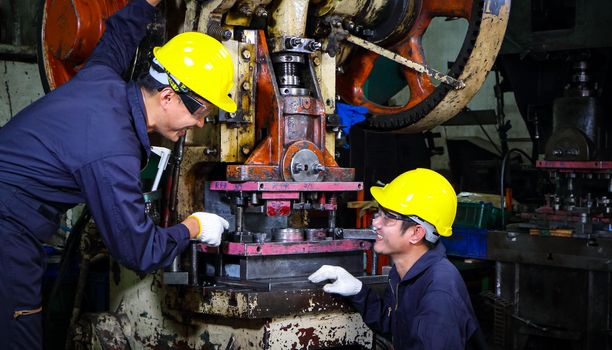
xmin=207 ymin=24 xmax=232 ymax=41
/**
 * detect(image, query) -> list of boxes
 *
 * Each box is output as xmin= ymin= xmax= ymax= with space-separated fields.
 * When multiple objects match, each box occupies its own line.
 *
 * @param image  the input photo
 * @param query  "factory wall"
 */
xmin=0 ymin=60 xmax=44 ymax=126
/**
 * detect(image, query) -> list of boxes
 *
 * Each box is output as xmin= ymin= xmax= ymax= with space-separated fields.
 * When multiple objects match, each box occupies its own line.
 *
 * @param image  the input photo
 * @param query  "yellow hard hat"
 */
xmin=370 ymin=168 xmax=457 ymax=237
xmin=153 ymin=32 xmax=237 ymax=112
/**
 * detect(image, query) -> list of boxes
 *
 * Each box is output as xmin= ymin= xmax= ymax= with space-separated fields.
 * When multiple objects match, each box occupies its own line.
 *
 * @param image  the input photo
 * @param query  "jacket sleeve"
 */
xmin=84 ymin=0 xmax=156 ymax=75
xmin=74 ymin=155 xmax=190 ymax=273
xmin=348 ymin=284 xmax=394 ymax=337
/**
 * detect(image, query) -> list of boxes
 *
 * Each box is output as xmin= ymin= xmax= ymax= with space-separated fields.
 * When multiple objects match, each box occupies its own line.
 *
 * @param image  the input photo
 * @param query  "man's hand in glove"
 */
xmin=183 ymin=212 xmax=229 ymax=246
xmin=308 ymin=265 xmax=363 ymax=296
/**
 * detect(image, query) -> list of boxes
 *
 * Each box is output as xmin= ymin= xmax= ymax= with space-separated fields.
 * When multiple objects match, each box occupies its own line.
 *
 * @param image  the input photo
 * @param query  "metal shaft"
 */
xmin=345 ymin=34 xmax=465 ymax=89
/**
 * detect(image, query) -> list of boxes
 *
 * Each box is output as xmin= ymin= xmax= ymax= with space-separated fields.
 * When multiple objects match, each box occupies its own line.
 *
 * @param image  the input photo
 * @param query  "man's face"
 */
xmin=157 ymin=89 xmax=214 ymax=142
xmin=371 ymin=208 xmax=416 ymax=256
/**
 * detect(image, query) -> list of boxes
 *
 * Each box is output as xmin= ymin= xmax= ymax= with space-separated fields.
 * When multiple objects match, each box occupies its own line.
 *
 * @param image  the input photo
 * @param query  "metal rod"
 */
xmin=345 ymin=34 xmax=465 ymax=89
xmin=190 ymin=242 xmax=199 ymax=286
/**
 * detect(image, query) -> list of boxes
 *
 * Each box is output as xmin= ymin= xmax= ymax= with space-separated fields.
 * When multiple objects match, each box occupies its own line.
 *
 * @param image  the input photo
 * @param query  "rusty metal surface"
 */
xmin=337 ymin=0 xmax=511 ymax=132
xmin=165 ymin=284 xmax=361 ymax=318
xmin=201 ymin=239 xmax=370 ymax=256
xmin=402 ymin=0 xmax=511 ymax=132
xmin=70 ymin=313 xmax=131 ymax=350
xmin=105 ymin=269 xmax=376 ymax=348
xmin=210 ymin=181 xmax=363 ymax=191
xmin=174 ymin=146 xmax=217 ymax=219
xmin=220 ymin=39 xmax=257 ymax=162
xmin=345 ymin=33 xmax=465 ymax=89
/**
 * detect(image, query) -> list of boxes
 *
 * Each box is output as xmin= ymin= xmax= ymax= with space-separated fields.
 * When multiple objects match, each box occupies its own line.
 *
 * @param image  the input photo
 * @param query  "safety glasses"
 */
xmin=372 ymin=207 xmax=418 ymax=227
xmin=178 ymin=92 xmax=211 ymax=117
xmin=165 ymin=71 xmax=212 ymax=117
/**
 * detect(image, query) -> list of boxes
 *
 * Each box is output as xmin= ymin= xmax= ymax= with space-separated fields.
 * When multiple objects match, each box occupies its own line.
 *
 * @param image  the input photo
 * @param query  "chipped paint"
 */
xmin=100 ymin=266 xmax=376 ymax=349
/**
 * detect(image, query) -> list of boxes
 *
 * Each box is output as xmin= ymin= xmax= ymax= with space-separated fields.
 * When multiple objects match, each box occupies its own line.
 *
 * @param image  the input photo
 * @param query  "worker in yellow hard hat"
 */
xmin=140 ymin=31 xmax=237 ymax=141
xmin=0 ymin=0 xmax=234 ymax=347
xmin=309 ymin=168 xmax=486 ymax=349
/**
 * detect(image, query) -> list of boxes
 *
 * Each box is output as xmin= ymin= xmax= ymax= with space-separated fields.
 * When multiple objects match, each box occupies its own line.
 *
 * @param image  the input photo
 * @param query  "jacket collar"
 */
xmin=127 ymin=81 xmax=151 ymax=158
xmin=389 ymin=242 xmax=447 ymax=284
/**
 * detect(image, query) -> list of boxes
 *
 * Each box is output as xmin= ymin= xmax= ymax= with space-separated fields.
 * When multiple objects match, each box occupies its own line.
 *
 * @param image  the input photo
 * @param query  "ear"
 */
xmin=407 ymin=225 xmax=427 ymax=244
xmin=158 ymin=87 xmax=176 ymax=110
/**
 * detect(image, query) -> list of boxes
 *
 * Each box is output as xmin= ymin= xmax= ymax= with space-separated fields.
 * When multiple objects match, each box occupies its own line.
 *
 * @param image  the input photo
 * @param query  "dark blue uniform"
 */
xmin=0 ymin=0 xmax=189 ymax=347
xmin=349 ymin=243 xmax=481 ymax=349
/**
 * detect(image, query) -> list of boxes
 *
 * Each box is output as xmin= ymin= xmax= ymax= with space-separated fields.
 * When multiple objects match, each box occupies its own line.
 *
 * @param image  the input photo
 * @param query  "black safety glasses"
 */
xmin=165 ymin=71 xmax=211 ymax=117
xmin=178 ymin=92 xmax=210 ymax=116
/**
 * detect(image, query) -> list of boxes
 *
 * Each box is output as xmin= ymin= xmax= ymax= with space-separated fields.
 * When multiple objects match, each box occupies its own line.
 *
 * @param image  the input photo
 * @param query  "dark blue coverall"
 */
xmin=349 ymin=243 xmax=482 ymax=349
xmin=0 ymin=0 xmax=190 ymax=347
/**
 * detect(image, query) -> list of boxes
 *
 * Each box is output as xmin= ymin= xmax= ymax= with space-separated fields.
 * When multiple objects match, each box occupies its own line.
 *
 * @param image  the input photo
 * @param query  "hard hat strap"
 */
xmin=149 ymin=58 xmax=170 ymax=86
xmin=408 ymin=215 xmax=439 ymax=243
xmin=166 ymin=70 xmax=190 ymax=94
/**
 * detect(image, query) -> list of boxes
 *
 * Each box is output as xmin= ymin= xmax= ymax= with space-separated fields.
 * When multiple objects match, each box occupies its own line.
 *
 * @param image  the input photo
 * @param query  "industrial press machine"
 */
xmin=38 ymin=0 xmax=510 ymax=348
xmin=487 ymin=48 xmax=612 ymax=349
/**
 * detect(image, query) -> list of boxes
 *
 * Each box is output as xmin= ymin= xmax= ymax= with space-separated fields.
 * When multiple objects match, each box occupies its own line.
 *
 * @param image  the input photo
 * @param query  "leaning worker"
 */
xmin=309 ymin=168 xmax=486 ymax=349
xmin=0 ymin=0 xmax=235 ymax=348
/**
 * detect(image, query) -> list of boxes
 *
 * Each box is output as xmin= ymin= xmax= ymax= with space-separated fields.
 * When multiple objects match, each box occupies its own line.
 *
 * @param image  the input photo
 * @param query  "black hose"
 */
xmin=44 ymin=206 xmax=91 ymax=336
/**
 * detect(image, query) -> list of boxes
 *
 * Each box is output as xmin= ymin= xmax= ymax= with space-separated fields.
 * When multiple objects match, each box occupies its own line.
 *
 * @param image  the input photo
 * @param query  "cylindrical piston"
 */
xmin=272 ymin=228 xmax=304 ymax=242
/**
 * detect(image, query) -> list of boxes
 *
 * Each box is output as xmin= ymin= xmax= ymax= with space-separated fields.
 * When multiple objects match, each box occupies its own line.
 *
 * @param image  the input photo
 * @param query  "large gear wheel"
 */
xmin=337 ymin=0 xmax=511 ymax=132
xmin=37 ymin=0 xmax=129 ymax=92
xmin=38 ymin=0 xmax=169 ymax=93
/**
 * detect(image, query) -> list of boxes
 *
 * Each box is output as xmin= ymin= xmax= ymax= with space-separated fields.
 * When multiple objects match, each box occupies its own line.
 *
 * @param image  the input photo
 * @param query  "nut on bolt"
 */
xmin=242 ymin=81 xmax=251 ymax=91
xmin=241 ymin=49 xmax=251 ymax=59
xmin=293 ymin=163 xmax=304 ymax=173
xmin=307 ymin=41 xmax=322 ymax=51
xmin=286 ymin=37 xmax=302 ymax=49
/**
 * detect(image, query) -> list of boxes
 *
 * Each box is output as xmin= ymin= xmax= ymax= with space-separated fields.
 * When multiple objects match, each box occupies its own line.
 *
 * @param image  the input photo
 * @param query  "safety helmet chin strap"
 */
xmin=408 ymin=215 xmax=439 ymax=244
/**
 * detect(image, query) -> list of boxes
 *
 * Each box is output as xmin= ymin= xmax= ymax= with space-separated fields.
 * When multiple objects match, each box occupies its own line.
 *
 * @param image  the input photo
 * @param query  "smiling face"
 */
xmin=371 ymin=208 xmax=420 ymax=257
xmin=154 ymin=87 xmax=214 ymax=141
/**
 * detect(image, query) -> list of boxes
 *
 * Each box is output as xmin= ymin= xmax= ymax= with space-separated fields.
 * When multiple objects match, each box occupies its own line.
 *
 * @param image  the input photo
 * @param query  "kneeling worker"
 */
xmin=309 ymin=168 xmax=486 ymax=349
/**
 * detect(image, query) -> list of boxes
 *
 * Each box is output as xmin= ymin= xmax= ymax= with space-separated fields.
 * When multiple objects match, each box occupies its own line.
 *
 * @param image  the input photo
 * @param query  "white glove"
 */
xmin=308 ymin=265 xmax=363 ymax=296
xmin=188 ymin=212 xmax=229 ymax=246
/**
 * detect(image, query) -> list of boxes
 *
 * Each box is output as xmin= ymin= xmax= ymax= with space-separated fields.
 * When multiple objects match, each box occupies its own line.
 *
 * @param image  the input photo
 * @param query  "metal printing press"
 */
xmin=486 ymin=55 xmax=612 ymax=349
xmin=37 ymin=0 xmax=510 ymax=348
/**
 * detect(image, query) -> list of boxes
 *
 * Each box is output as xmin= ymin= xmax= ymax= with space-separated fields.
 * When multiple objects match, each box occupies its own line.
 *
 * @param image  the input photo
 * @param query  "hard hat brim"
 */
xmin=370 ymin=186 xmax=391 ymax=211
xmin=210 ymin=94 xmax=237 ymax=113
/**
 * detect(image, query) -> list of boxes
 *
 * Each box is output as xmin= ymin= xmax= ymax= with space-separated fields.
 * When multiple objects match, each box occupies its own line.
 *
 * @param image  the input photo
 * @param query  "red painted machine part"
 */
xmin=39 ymin=0 xmax=128 ymax=90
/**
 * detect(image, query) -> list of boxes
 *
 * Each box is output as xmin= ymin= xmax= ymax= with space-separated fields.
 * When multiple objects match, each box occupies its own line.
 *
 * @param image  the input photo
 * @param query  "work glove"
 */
xmin=188 ymin=212 xmax=229 ymax=246
xmin=308 ymin=265 xmax=363 ymax=296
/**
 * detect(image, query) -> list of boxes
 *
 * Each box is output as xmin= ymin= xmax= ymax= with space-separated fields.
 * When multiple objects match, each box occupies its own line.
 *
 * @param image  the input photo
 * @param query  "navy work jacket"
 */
xmin=0 ymin=0 xmax=189 ymax=272
xmin=349 ymin=243 xmax=481 ymax=349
